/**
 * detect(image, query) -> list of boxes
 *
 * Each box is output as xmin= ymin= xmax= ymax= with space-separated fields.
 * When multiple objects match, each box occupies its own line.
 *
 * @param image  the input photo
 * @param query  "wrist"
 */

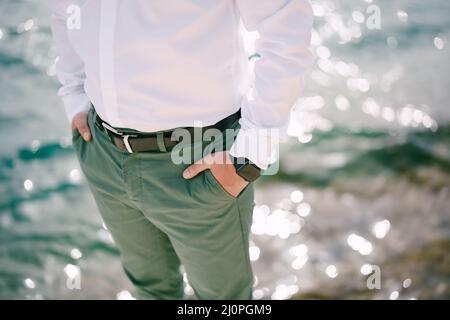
xmin=229 ymin=155 xmax=262 ymax=182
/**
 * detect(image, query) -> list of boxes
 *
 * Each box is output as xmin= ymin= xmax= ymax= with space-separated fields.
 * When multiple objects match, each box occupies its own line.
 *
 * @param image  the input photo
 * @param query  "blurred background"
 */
xmin=0 ymin=0 xmax=449 ymax=300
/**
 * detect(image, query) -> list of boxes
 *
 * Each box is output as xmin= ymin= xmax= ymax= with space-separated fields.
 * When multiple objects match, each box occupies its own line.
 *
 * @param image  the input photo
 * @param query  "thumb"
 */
xmin=78 ymin=123 xmax=92 ymax=141
xmin=182 ymin=158 xmax=209 ymax=179
xmin=72 ymin=112 xmax=92 ymax=142
xmin=73 ymin=115 xmax=92 ymax=142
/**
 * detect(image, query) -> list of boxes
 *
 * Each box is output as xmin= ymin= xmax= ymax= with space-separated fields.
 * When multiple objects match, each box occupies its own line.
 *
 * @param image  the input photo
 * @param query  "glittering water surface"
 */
xmin=1 ymin=0 xmax=449 ymax=299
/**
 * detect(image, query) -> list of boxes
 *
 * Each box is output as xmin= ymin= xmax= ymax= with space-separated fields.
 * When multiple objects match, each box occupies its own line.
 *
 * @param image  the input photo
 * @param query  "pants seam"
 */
xmin=235 ymin=199 xmax=253 ymax=299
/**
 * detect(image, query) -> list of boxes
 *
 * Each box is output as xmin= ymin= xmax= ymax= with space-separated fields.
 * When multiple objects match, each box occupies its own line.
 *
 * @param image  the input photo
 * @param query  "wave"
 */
xmin=273 ymin=124 xmax=450 ymax=189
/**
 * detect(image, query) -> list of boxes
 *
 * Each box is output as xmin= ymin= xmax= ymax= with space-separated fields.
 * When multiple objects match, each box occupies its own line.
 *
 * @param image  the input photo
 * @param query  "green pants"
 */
xmin=72 ymin=107 xmax=255 ymax=299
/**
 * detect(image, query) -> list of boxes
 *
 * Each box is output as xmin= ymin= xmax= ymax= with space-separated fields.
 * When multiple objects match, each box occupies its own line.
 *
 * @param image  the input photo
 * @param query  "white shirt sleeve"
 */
xmin=230 ymin=0 xmax=314 ymax=169
xmin=50 ymin=3 xmax=90 ymax=123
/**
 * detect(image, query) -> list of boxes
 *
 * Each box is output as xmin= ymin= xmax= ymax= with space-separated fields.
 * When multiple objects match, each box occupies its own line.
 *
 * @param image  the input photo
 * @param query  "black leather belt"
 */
xmin=93 ymin=109 xmax=241 ymax=153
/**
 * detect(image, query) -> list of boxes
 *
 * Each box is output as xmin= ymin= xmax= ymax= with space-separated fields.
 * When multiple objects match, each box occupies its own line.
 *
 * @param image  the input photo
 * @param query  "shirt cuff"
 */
xmin=229 ymin=127 xmax=279 ymax=170
xmin=61 ymin=93 xmax=91 ymax=123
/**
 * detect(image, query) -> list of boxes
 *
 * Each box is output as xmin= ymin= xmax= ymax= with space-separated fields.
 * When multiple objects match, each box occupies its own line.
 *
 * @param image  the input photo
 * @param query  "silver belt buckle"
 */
xmin=123 ymin=135 xmax=133 ymax=153
xmin=101 ymin=122 xmax=134 ymax=153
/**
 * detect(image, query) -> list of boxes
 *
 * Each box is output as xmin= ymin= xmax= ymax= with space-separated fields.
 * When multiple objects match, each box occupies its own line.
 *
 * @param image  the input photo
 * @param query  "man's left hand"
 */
xmin=182 ymin=151 xmax=248 ymax=198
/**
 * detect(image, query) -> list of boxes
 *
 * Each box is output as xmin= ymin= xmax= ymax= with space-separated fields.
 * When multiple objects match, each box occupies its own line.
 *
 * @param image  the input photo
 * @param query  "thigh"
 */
xmin=94 ymin=191 xmax=183 ymax=300
xmin=159 ymin=170 xmax=256 ymax=300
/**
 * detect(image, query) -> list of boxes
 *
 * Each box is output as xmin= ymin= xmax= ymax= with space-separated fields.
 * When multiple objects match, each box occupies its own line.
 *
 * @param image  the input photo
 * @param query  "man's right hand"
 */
xmin=72 ymin=112 xmax=92 ymax=142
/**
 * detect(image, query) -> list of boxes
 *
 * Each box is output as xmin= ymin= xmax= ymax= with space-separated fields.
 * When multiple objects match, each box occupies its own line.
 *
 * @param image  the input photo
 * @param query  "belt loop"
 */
xmin=156 ymin=132 xmax=167 ymax=152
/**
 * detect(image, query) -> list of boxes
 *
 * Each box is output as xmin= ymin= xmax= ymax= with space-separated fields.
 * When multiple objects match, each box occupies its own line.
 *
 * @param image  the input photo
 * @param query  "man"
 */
xmin=50 ymin=0 xmax=313 ymax=299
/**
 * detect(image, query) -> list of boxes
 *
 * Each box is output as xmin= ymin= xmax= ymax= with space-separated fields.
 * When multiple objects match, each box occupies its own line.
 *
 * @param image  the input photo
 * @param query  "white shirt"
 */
xmin=50 ymin=0 xmax=313 ymax=169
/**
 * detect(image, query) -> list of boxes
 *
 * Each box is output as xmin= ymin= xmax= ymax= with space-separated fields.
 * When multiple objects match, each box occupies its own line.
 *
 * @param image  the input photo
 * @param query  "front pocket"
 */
xmin=204 ymin=169 xmax=238 ymax=200
xmin=72 ymin=128 xmax=82 ymax=147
